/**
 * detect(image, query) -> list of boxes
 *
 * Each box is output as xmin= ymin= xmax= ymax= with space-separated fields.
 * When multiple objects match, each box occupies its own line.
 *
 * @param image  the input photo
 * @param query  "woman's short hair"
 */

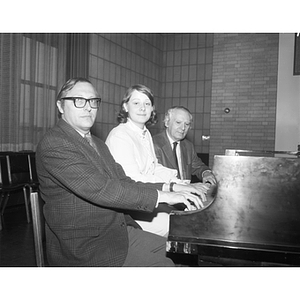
xmin=117 ymin=84 xmax=158 ymax=126
xmin=56 ymin=78 xmax=93 ymax=119
xmin=163 ymin=106 xmax=193 ymax=127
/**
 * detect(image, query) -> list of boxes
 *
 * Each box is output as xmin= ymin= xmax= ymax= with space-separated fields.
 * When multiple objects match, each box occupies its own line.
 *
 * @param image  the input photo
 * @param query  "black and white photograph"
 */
xmin=1 ymin=1 xmax=299 ymax=299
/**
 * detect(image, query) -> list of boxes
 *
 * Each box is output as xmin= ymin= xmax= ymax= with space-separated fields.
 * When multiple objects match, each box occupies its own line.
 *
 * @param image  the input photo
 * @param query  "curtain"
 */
xmin=0 ymin=34 xmax=21 ymax=151
xmin=0 ymin=33 xmax=90 ymax=152
xmin=66 ymin=33 xmax=89 ymax=79
xmin=0 ymin=33 xmax=67 ymax=151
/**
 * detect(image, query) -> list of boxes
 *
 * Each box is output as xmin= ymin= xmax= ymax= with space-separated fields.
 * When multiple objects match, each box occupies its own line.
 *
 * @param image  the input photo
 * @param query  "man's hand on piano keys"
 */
xmin=170 ymin=182 xmax=211 ymax=196
xmin=202 ymin=170 xmax=217 ymax=185
xmin=191 ymin=182 xmax=212 ymax=196
xmin=158 ymin=190 xmax=207 ymax=211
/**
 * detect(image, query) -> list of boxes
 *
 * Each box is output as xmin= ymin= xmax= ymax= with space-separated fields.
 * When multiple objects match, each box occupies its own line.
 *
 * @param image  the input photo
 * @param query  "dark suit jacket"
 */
xmin=153 ymin=130 xmax=210 ymax=181
xmin=36 ymin=119 xmax=163 ymax=266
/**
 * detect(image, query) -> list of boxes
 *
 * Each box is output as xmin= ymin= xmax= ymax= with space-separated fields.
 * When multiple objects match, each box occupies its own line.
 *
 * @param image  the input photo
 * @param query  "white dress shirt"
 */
xmin=106 ymin=119 xmax=178 ymax=236
xmin=106 ymin=119 xmax=178 ymax=183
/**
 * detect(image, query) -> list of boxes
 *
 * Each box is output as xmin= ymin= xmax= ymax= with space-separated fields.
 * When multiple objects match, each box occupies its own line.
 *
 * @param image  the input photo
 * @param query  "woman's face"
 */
xmin=124 ymin=90 xmax=154 ymax=129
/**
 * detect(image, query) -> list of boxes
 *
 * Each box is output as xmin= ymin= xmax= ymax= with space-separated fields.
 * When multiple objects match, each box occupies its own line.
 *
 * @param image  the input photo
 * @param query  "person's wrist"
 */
xmin=169 ymin=182 xmax=175 ymax=192
xmin=202 ymin=170 xmax=212 ymax=177
xmin=162 ymin=183 xmax=169 ymax=192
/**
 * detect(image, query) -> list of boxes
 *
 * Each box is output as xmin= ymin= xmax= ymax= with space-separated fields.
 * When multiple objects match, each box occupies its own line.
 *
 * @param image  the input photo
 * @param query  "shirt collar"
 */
xmin=166 ymin=130 xmax=180 ymax=146
xmin=76 ymin=130 xmax=90 ymax=138
xmin=127 ymin=118 xmax=148 ymax=136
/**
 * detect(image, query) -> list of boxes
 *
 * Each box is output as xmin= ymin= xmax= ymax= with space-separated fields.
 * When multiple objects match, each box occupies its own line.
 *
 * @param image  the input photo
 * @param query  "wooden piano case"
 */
xmin=167 ymin=155 xmax=300 ymax=266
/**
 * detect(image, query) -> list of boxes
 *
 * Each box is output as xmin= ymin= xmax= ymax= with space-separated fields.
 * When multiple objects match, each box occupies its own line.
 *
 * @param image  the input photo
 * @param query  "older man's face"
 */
xmin=57 ymin=82 xmax=99 ymax=135
xmin=166 ymin=109 xmax=191 ymax=142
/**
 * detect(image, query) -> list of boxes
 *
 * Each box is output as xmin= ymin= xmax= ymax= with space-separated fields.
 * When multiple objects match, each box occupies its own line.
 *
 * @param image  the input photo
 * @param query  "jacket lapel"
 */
xmin=161 ymin=131 xmax=177 ymax=169
xmin=58 ymin=119 xmax=104 ymax=165
xmin=179 ymin=141 xmax=188 ymax=179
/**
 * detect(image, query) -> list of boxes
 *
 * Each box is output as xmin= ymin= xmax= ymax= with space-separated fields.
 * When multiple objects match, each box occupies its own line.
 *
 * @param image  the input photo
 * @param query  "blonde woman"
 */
xmin=106 ymin=84 xmax=209 ymax=236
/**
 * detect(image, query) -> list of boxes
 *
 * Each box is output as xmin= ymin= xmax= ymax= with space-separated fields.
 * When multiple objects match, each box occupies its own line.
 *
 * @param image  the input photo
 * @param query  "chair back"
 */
xmin=0 ymin=158 xmax=2 ymax=230
xmin=28 ymin=152 xmax=39 ymax=188
xmin=6 ymin=153 xmax=31 ymax=186
xmin=30 ymin=191 xmax=46 ymax=267
xmin=0 ymin=155 xmax=9 ymax=186
xmin=0 ymin=152 xmax=39 ymax=230
xmin=0 ymin=156 xmax=3 ymax=188
xmin=0 ymin=156 xmax=9 ymax=230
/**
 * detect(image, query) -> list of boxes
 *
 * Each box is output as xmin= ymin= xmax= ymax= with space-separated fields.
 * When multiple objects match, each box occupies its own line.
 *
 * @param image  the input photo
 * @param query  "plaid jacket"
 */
xmin=36 ymin=119 xmax=163 ymax=266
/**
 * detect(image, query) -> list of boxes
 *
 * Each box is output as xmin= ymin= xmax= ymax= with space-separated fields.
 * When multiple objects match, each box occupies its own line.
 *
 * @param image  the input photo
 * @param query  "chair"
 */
xmin=30 ymin=191 xmax=46 ymax=267
xmin=0 ymin=156 xmax=4 ymax=231
xmin=26 ymin=151 xmax=39 ymax=194
xmin=0 ymin=154 xmax=24 ymax=230
xmin=0 ymin=152 xmax=39 ymax=229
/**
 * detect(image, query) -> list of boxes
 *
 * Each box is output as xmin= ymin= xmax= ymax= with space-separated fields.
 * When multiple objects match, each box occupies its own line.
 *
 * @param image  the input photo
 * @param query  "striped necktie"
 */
xmin=173 ymin=142 xmax=181 ymax=179
xmin=84 ymin=133 xmax=100 ymax=156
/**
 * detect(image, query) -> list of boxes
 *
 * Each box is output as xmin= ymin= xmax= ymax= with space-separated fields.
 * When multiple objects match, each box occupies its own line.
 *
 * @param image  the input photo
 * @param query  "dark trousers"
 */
xmin=122 ymin=226 xmax=175 ymax=267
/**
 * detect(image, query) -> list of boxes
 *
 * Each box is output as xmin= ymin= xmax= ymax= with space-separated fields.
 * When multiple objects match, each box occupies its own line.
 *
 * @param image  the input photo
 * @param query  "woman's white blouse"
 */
xmin=105 ymin=119 xmax=178 ymax=183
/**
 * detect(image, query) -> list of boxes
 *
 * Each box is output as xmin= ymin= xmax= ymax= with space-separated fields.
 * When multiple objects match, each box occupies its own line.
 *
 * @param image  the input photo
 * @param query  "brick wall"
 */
xmin=89 ymin=33 xmax=213 ymax=157
xmin=89 ymin=33 xmax=280 ymax=168
xmin=210 ymin=33 xmax=279 ymax=166
xmin=89 ymin=33 xmax=164 ymax=140
xmin=156 ymin=33 xmax=213 ymax=155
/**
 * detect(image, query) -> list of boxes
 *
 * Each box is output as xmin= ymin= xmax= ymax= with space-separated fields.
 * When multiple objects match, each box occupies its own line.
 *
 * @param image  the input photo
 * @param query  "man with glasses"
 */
xmin=36 ymin=78 xmax=206 ymax=266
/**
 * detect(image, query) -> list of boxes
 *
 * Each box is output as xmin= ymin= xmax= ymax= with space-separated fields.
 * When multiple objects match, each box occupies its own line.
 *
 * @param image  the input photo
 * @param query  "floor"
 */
xmin=0 ymin=204 xmax=36 ymax=267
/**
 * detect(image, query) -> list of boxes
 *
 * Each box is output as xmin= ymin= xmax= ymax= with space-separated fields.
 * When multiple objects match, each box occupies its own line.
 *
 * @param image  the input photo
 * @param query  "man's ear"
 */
xmin=164 ymin=117 xmax=169 ymax=127
xmin=57 ymin=100 xmax=64 ymax=114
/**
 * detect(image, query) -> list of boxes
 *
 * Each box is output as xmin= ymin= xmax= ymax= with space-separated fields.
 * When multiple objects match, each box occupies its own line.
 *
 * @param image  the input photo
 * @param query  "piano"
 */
xmin=167 ymin=150 xmax=300 ymax=266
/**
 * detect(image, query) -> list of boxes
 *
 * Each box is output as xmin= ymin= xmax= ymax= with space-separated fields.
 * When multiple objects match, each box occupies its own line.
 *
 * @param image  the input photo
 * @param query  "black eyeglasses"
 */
xmin=60 ymin=97 xmax=101 ymax=109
